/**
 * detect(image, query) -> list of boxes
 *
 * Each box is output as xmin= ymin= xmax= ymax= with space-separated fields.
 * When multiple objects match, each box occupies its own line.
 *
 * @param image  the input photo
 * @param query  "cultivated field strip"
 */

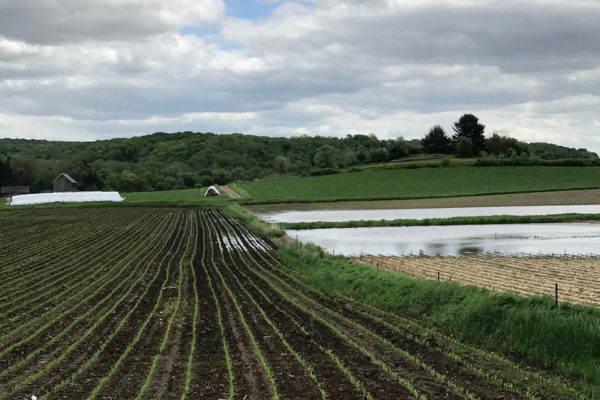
xmin=0 ymin=210 xmax=151 ymax=317
xmin=356 ymin=255 xmax=600 ymax=307
xmin=0 ymin=208 xmax=586 ymax=399
xmin=0 ymin=208 xmax=128 ymax=270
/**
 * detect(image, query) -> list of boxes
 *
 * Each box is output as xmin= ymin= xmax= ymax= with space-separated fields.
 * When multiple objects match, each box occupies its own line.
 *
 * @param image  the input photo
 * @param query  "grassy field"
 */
xmin=122 ymin=188 xmax=207 ymax=203
xmin=233 ymin=166 xmax=600 ymax=204
xmin=0 ymin=188 xmax=224 ymax=210
xmin=355 ymin=155 xmax=477 ymax=170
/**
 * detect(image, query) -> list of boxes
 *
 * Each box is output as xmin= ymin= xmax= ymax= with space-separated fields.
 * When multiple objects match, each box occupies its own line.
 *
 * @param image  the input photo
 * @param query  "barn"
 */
xmin=53 ymin=173 xmax=78 ymax=192
xmin=204 ymin=186 xmax=220 ymax=197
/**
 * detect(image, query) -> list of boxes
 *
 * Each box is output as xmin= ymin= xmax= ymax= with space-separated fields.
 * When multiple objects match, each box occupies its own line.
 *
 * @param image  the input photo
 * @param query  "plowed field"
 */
xmin=0 ymin=208 xmax=586 ymax=399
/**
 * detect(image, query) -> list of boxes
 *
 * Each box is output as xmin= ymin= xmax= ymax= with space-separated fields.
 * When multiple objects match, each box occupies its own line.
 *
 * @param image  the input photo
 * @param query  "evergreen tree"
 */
xmin=453 ymin=114 xmax=485 ymax=151
xmin=421 ymin=125 xmax=451 ymax=154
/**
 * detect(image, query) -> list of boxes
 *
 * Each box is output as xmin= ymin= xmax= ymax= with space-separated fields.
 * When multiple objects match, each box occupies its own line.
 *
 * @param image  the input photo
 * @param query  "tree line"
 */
xmin=0 ymin=115 xmax=597 ymax=193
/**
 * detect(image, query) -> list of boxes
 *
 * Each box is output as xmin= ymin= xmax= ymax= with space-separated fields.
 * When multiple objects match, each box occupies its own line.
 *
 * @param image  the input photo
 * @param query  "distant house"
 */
xmin=0 ymin=186 xmax=30 ymax=197
xmin=204 ymin=186 xmax=220 ymax=197
xmin=53 ymin=173 xmax=78 ymax=192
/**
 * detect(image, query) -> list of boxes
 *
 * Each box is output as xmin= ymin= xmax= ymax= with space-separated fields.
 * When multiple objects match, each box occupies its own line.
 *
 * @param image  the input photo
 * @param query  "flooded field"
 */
xmin=261 ymin=205 xmax=600 ymax=223
xmin=287 ymin=223 xmax=600 ymax=256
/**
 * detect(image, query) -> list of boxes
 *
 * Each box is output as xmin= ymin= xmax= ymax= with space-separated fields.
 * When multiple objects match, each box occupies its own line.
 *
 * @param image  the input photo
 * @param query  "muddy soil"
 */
xmin=0 ymin=208 xmax=587 ymax=400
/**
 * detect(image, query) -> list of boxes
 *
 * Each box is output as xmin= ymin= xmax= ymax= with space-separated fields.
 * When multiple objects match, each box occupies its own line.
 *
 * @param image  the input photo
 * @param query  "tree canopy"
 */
xmin=421 ymin=125 xmax=451 ymax=154
xmin=453 ymin=114 xmax=486 ymax=152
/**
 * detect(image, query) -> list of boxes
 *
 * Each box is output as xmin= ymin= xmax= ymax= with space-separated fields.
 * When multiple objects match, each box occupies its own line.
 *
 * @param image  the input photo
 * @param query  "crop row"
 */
xmin=0 ymin=208 xmax=184 ymax=398
xmin=0 ymin=207 xmax=586 ymax=399
xmin=215 ymin=211 xmax=585 ymax=399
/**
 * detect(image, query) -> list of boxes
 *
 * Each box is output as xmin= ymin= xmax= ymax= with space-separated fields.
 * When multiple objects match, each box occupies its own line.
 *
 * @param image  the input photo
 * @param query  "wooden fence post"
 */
xmin=555 ymin=283 xmax=558 ymax=306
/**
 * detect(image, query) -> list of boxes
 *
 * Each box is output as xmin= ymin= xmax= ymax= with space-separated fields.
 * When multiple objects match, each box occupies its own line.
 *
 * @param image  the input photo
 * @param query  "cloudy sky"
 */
xmin=1 ymin=0 xmax=599 ymax=152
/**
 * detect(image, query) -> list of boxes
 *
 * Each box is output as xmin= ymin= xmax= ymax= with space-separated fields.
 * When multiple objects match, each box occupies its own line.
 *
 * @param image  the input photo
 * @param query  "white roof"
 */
xmin=11 ymin=191 xmax=123 ymax=206
xmin=204 ymin=186 xmax=220 ymax=196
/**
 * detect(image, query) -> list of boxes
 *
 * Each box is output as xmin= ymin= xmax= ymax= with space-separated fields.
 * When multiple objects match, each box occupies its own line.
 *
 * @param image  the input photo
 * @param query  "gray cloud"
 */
xmin=0 ymin=0 xmax=225 ymax=44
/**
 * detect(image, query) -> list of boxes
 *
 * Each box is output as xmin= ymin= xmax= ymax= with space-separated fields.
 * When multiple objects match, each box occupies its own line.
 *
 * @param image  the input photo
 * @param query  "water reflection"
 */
xmin=261 ymin=205 xmax=600 ymax=223
xmin=287 ymin=223 xmax=600 ymax=257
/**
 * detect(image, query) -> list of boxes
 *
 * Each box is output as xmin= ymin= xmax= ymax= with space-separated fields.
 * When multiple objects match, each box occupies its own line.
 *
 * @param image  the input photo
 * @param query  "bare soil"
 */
xmin=220 ymin=185 xmax=242 ymax=199
xmin=0 ymin=207 xmax=587 ymax=399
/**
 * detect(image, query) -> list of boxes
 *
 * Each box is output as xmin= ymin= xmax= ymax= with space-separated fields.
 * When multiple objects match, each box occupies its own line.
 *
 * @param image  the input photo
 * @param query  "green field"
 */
xmin=233 ymin=166 xmax=600 ymax=203
xmin=1 ymin=188 xmax=223 ymax=210
xmin=246 ymin=189 xmax=600 ymax=212
xmin=356 ymin=155 xmax=476 ymax=170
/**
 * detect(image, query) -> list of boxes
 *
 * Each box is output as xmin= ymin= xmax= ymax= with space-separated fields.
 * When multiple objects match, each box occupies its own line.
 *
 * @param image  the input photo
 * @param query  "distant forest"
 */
xmin=0 ymin=128 xmax=598 ymax=193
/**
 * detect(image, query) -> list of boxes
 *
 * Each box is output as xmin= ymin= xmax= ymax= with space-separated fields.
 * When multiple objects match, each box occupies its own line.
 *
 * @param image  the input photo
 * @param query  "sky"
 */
xmin=1 ymin=0 xmax=600 ymax=153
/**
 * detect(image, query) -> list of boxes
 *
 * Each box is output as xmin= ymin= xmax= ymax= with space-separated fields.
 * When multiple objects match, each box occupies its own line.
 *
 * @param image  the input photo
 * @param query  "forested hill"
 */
xmin=0 ymin=131 xmax=597 ymax=193
xmin=0 ymin=132 xmax=420 ymax=192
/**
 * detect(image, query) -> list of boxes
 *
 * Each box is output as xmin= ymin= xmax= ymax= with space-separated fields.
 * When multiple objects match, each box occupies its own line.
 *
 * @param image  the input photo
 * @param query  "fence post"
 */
xmin=555 ymin=283 xmax=558 ymax=306
xmin=437 ymin=272 xmax=440 ymax=283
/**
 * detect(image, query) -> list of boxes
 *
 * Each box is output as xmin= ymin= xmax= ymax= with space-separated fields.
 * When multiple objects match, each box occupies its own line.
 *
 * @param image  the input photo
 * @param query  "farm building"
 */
xmin=0 ymin=186 xmax=30 ymax=197
xmin=53 ymin=173 xmax=78 ymax=192
xmin=204 ymin=186 xmax=220 ymax=197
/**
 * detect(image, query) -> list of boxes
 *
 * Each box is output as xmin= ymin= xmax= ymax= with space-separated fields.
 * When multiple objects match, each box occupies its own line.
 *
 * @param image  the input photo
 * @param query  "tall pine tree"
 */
xmin=453 ymin=114 xmax=485 ymax=152
xmin=421 ymin=125 xmax=451 ymax=154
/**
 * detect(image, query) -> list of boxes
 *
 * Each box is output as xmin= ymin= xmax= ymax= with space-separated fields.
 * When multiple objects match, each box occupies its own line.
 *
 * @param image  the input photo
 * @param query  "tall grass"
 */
xmin=277 ymin=241 xmax=600 ymax=392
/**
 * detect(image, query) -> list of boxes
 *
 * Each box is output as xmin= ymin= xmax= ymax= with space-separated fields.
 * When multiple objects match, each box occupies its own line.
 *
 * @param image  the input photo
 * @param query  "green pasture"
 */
xmin=233 ymin=166 xmax=600 ymax=204
xmin=1 ymin=188 xmax=225 ymax=210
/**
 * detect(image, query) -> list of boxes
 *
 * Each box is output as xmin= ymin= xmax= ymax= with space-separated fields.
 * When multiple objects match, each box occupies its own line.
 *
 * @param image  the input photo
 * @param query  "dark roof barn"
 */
xmin=53 ymin=173 xmax=78 ymax=192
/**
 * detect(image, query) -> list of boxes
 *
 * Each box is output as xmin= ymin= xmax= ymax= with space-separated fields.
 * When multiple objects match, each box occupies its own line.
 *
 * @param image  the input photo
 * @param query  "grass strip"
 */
xmin=343 ymin=298 xmax=583 ymax=400
xmin=276 ymin=241 xmax=600 ymax=395
xmin=282 ymin=213 xmax=600 ymax=230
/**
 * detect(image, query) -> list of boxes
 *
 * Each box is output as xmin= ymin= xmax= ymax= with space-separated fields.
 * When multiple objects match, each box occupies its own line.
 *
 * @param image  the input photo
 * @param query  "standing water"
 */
xmin=260 ymin=205 xmax=600 ymax=223
xmin=287 ymin=223 xmax=600 ymax=257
